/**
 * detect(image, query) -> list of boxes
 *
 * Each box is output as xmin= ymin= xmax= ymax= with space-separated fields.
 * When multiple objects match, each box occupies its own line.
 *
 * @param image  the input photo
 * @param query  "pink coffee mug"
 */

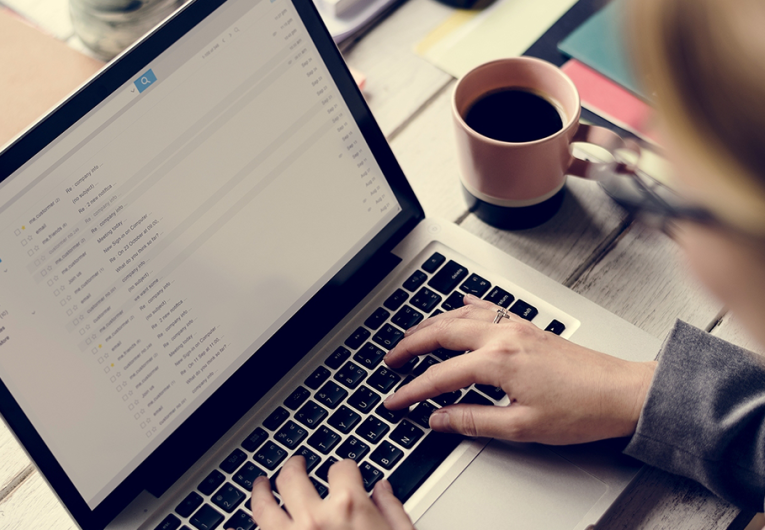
xmin=452 ymin=57 xmax=639 ymax=229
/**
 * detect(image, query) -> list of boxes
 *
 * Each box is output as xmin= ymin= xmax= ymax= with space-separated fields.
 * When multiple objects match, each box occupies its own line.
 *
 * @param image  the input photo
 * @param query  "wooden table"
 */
xmin=1 ymin=0 xmax=763 ymax=528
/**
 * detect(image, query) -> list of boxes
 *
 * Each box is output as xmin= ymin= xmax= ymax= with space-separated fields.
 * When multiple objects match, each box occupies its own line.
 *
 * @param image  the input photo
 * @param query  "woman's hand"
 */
xmin=248 ymin=456 xmax=414 ymax=530
xmin=383 ymin=295 xmax=657 ymax=445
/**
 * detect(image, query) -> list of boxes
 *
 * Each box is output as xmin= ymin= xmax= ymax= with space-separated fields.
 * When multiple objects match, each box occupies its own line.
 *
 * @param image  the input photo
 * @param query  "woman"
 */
xmin=246 ymin=0 xmax=765 ymax=527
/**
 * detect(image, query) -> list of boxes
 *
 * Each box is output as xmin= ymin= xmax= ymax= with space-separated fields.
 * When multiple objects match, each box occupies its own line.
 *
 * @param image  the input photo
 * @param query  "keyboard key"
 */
xmin=391 ymin=306 xmax=423 ymax=330
xmin=220 ymin=449 xmax=247 ymax=474
xmin=412 ymin=356 xmax=439 ymax=377
xmin=375 ymin=403 xmax=407 ymax=424
xmin=190 ymin=504 xmax=224 ymax=530
xmin=284 ymin=386 xmax=311 ymax=411
xmin=263 ymin=407 xmax=290 ymax=431
xmin=395 ymin=374 xmax=415 ymax=392
xmin=460 ymin=273 xmax=491 ymax=297
xmin=484 ymin=286 xmax=514 ymax=308
xmin=310 ymin=477 xmax=329 ymax=498
xmin=176 ymin=491 xmax=204 ymax=518
xmin=315 ymin=381 xmax=348 ymax=409
xmin=370 ymin=441 xmax=404 ymax=470
xmin=509 ymin=300 xmax=538 ymax=321
xmin=422 ymin=252 xmax=446 ymax=273
xmin=402 ymin=270 xmax=428 ymax=291
xmin=345 ymin=327 xmax=371 ymax=350
xmin=383 ymin=289 xmax=409 ymax=311
xmin=254 ymin=442 xmax=288 ymax=470
xmin=459 ymin=390 xmax=493 ymax=406
xmin=275 ymin=421 xmax=308 ymax=449
xmin=156 ymin=514 xmax=181 ymax=530
xmin=432 ymin=348 xmax=464 ymax=361
xmin=315 ymin=457 xmax=338 ymax=483
xmin=295 ymin=401 xmax=328 ymax=429
xmin=372 ymin=324 xmax=404 ymax=350
xmin=475 ymin=384 xmax=506 ymax=401
xmin=397 ymin=357 xmax=419 ymax=374
xmin=335 ymin=436 xmax=370 ymax=462
xmin=198 ymin=470 xmax=226 ymax=496
xmin=269 ymin=469 xmax=282 ymax=493
xmin=225 ymin=510 xmax=255 ymax=530
xmin=410 ymin=287 xmax=442 ymax=313
xmin=241 ymin=427 xmax=267 ymax=453
xmin=327 ymin=405 xmax=362 ymax=434
xmin=304 ymin=366 xmax=330 ymax=390
xmin=211 ymin=484 xmax=245 ymax=513
xmin=432 ymin=390 xmax=462 ymax=407
xmin=545 ymin=320 xmax=566 ymax=335
xmin=347 ymin=386 xmax=381 ymax=414
xmin=409 ymin=401 xmax=439 ymax=429
xmin=364 ymin=307 xmax=390 ymax=330
xmin=334 ymin=361 xmax=367 ymax=389
xmin=359 ymin=462 xmax=384 ymax=491
xmin=295 ymin=446 xmax=322 ymax=472
xmin=325 ymin=346 xmax=351 ymax=369
xmin=441 ymin=291 xmax=466 ymax=311
xmin=308 ymin=426 xmax=342 ymax=454
xmin=367 ymin=366 xmax=400 ymax=393
xmin=389 ymin=420 xmax=424 ymax=449
xmin=388 ymin=431 xmax=464 ymax=503
xmin=353 ymin=343 xmax=387 ymax=369
xmin=356 ymin=416 xmax=390 ymax=444
xmin=428 ymin=260 xmax=469 ymax=295
xmin=233 ymin=462 xmax=266 ymax=490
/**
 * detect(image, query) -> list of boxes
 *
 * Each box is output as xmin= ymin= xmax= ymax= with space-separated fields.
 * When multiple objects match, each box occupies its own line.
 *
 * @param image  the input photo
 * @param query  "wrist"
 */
xmin=624 ymin=360 xmax=657 ymax=436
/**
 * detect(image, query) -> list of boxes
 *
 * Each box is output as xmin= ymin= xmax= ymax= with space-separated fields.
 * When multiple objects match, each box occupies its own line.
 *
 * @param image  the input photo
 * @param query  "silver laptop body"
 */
xmin=0 ymin=0 xmax=659 ymax=528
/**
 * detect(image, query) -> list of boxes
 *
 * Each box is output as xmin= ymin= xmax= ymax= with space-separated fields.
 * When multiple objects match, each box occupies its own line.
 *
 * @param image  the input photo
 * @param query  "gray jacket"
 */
xmin=624 ymin=320 xmax=765 ymax=512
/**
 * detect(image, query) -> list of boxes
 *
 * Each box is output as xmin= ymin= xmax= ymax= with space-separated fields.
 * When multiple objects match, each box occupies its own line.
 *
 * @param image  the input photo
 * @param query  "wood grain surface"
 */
xmin=0 ymin=0 xmax=758 ymax=528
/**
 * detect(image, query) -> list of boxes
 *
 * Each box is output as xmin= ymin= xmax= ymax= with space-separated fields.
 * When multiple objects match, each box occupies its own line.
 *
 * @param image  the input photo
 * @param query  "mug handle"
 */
xmin=566 ymin=124 xmax=641 ymax=179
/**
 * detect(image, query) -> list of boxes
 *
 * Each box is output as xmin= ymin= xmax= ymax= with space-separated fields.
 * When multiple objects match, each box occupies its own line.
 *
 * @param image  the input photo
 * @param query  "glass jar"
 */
xmin=70 ymin=0 xmax=185 ymax=61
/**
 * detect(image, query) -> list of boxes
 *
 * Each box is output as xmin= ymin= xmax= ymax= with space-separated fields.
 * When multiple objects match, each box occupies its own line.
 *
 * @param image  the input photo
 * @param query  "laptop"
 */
xmin=0 ymin=0 xmax=660 ymax=528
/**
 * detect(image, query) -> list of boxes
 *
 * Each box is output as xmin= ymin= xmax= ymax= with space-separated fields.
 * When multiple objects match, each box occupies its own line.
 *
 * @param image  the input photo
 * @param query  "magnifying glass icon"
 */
xmin=134 ymin=68 xmax=157 ymax=93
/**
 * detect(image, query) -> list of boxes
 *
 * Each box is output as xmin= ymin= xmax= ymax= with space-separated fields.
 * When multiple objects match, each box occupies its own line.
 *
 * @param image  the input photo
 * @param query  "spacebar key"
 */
xmin=388 ymin=431 xmax=464 ymax=502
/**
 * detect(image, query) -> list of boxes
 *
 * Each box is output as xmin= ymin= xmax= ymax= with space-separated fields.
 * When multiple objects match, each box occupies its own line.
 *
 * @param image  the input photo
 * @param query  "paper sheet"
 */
xmin=416 ymin=0 xmax=577 ymax=78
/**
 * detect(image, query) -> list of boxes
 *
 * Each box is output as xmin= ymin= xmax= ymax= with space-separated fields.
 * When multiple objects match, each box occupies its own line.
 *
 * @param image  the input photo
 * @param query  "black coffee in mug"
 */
xmin=464 ymin=88 xmax=564 ymax=143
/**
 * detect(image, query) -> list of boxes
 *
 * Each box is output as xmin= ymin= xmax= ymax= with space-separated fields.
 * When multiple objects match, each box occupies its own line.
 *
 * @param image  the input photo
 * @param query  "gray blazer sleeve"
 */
xmin=624 ymin=320 xmax=765 ymax=511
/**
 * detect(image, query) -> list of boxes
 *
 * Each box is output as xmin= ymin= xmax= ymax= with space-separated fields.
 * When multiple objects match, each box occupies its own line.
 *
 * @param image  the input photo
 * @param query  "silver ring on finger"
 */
xmin=493 ymin=307 xmax=510 ymax=324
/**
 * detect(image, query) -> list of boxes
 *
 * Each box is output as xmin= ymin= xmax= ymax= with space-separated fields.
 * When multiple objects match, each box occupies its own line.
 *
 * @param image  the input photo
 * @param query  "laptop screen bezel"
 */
xmin=0 ymin=0 xmax=424 ymax=527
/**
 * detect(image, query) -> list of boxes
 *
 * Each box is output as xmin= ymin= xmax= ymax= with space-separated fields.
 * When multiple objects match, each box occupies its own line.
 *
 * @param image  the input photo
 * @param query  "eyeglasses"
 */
xmin=593 ymin=161 xmax=717 ymax=234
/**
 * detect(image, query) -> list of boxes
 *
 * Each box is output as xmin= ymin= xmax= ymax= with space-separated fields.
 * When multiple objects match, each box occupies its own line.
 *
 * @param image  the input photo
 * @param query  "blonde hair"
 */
xmin=629 ymin=0 xmax=765 ymax=235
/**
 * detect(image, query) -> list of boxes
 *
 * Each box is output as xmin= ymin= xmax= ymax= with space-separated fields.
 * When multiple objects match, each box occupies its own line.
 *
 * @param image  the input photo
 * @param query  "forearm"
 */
xmin=625 ymin=320 xmax=765 ymax=511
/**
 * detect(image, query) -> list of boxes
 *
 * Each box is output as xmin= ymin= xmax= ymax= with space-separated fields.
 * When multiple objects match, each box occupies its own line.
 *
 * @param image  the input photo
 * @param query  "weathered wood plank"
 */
xmin=388 ymin=81 xmax=469 ymax=222
xmin=570 ymin=223 xmax=722 ymax=340
xmin=459 ymin=178 xmax=629 ymax=284
xmin=343 ymin=0 xmax=454 ymax=139
xmin=596 ymin=467 xmax=741 ymax=530
xmin=0 ymin=429 xmax=31 ymax=499
xmin=712 ymin=314 xmax=765 ymax=356
xmin=0 ymin=471 xmax=76 ymax=530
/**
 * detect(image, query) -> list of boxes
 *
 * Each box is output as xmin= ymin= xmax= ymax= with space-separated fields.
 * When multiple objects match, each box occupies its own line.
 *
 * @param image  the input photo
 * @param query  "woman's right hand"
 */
xmin=383 ymin=295 xmax=656 ymax=445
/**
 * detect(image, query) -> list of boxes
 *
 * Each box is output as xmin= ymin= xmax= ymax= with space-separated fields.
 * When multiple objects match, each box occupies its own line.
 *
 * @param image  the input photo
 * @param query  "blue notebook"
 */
xmin=558 ymin=0 xmax=648 ymax=101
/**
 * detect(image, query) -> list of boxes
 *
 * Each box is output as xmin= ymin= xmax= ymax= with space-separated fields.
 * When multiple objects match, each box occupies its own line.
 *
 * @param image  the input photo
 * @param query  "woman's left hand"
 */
xmin=248 ymin=456 xmax=414 ymax=530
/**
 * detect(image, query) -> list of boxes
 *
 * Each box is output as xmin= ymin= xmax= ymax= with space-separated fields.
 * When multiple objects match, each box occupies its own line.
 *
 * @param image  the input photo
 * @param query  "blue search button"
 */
xmin=134 ymin=69 xmax=157 ymax=93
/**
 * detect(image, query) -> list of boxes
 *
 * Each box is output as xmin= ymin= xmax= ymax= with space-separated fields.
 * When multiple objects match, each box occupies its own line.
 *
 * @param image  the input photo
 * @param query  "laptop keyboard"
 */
xmin=153 ymin=251 xmax=567 ymax=530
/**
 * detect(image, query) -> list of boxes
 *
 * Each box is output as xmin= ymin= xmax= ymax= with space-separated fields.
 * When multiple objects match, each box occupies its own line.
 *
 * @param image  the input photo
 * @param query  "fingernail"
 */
xmin=404 ymin=324 xmax=419 ymax=336
xmin=464 ymin=293 xmax=479 ymax=302
xmin=429 ymin=409 xmax=453 ymax=432
xmin=253 ymin=475 xmax=268 ymax=486
xmin=376 ymin=479 xmax=392 ymax=493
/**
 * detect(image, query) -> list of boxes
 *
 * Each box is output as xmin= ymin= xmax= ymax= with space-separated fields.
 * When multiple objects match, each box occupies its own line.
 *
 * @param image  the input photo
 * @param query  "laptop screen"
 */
xmin=0 ymin=0 xmax=401 ymax=509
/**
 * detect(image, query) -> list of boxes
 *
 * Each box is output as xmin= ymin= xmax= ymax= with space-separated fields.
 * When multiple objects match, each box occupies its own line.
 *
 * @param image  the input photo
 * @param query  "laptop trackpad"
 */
xmin=415 ymin=439 xmax=607 ymax=530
